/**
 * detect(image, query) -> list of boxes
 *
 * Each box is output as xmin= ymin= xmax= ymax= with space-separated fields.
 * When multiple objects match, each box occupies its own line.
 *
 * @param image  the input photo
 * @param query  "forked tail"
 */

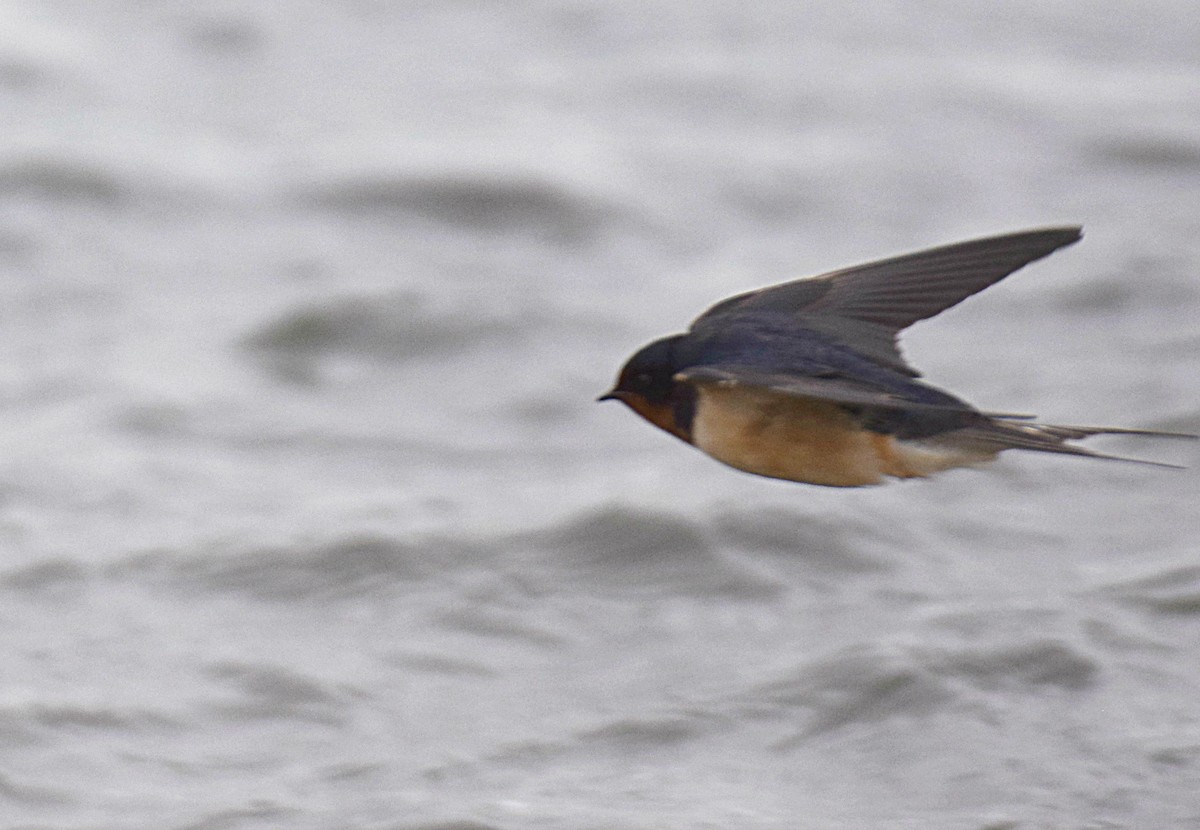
xmin=955 ymin=419 xmax=1197 ymax=468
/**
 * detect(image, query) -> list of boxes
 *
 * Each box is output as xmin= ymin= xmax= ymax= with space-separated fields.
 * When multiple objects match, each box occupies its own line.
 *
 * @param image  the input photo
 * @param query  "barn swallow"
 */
xmin=600 ymin=226 xmax=1194 ymax=486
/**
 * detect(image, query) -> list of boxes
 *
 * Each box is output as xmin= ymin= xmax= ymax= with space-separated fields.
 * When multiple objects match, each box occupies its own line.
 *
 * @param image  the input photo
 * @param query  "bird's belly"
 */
xmin=690 ymin=385 xmax=993 ymax=486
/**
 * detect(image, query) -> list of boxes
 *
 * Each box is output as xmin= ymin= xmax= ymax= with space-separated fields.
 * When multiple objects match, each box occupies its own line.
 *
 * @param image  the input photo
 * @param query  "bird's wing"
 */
xmin=692 ymin=226 xmax=1082 ymax=375
xmin=675 ymin=364 xmax=974 ymax=414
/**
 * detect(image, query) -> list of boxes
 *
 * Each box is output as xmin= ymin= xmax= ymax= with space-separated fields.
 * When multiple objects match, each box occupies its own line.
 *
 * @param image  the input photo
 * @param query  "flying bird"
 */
xmin=599 ymin=227 xmax=1193 ymax=486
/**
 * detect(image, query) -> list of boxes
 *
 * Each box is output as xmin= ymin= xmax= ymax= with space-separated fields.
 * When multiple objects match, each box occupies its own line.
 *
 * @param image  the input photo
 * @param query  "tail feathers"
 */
xmin=958 ymin=419 xmax=1197 ymax=469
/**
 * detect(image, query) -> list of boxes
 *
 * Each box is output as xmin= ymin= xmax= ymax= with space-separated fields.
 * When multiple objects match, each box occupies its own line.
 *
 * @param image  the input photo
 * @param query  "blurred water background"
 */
xmin=1 ymin=2 xmax=1199 ymax=828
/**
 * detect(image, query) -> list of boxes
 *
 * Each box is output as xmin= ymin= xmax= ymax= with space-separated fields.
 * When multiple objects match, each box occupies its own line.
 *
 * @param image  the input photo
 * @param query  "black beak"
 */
xmin=597 ymin=390 xmax=622 ymax=403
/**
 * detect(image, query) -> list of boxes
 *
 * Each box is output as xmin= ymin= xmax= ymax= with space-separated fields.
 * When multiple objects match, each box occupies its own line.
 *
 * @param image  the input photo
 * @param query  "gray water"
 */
xmin=2 ymin=2 xmax=1199 ymax=828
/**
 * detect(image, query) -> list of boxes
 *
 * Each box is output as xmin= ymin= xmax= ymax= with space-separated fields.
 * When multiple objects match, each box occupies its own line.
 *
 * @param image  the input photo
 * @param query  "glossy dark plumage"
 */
xmin=600 ymin=227 xmax=1193 ymax=486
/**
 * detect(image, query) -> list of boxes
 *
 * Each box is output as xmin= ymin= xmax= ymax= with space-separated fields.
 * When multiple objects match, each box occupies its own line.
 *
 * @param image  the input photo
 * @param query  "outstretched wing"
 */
xmin=692 ymin=226 xmax=1082 ymax=375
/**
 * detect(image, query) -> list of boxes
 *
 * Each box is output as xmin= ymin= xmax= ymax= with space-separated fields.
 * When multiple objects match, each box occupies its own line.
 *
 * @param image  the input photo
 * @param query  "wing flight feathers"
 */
xmin=692 ymin=226 xmax=1082 ymax=375
xmin=697 ymin=226 xmax=1081 ymax=330
xmin=805 ymin=226 xmax=1083 ymax=330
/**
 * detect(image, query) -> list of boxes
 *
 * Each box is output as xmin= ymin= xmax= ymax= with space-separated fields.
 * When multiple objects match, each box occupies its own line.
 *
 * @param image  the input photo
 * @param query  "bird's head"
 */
xmin=598 ymin=335 xmax=682 ymax=405
xmin=598 ymin=335 xmax=691 ymax=440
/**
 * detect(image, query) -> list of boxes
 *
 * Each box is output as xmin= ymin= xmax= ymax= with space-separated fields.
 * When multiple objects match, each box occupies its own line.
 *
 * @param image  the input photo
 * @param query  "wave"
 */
xmin=2 ymin=536 xmax=391 ymax=604
xmin=712 ymin=506 xmax=894 ymax=579
xmin=203 ymin=661 xmax=354 ymax=726
xmin=241 ymin=289 xmax=536 ymax=382
xmin=731 ymin=645 xmax=955 ymax=746
xmin=0 ymin=142 xmax=240 ymax=210
xmin=290 ymin=167 xmax=636 ymax=246
xmin=0 ymin=769 xmax=71 ymax=806
xmin=1094 ymin=563 xmax=1200 ymax=615
xmin=1089 ymin=135 xmax=1200 ymax=171
xmin=0 ymin=502 xmax=883 ymax=604
xmin=916 ymin=639 xmax=1098 ymax=692
xmin=0 ymin=150 xmax=130 ymax=205
xmin=386 ymin=822 xmax=506 ymax=830
xmin=718 ymin=635 xmax=1098 ymax=749
xmin=506 ymin=504 xmax=784 ymax=599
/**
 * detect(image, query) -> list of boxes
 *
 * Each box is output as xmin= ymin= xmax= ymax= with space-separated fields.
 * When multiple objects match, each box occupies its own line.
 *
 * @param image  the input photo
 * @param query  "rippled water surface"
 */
xmin=2 ymin=2 xmax=1199 ymax=828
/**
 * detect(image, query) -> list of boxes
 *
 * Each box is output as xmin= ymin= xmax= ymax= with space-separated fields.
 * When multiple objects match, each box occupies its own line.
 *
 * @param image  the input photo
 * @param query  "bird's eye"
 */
xmin=635 ymin=372 xmax=652 ymax=387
